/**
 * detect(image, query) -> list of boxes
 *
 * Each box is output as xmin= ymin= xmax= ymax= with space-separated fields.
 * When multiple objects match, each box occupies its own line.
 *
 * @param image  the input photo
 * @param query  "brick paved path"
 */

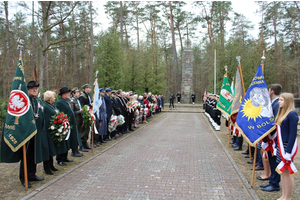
xmin=29 ymin=113 xmax=253 ymax=200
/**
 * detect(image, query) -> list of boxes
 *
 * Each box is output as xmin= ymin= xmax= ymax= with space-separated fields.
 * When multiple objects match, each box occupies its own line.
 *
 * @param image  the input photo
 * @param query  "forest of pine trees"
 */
xmin=0 ymin=1 xmax=299 ymax=102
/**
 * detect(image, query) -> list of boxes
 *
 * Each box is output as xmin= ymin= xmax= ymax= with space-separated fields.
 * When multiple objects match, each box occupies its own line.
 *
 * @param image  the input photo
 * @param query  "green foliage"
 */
xmin=0 ymin=98 xmax=8 ymax=139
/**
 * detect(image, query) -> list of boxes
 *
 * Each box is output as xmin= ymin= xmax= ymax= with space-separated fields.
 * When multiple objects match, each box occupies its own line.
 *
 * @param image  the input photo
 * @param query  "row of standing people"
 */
xmin=204 ymin=94 xmax=221 ymax=131
xmin=1 ymin=81 xmax=164 ymax=188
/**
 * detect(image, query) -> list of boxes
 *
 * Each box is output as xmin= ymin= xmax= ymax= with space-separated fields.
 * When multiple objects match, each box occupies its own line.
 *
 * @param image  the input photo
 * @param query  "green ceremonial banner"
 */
xmin=3 ymin=59 xmax=37 ymax=152
xmin=217 ymin=76 xmax=233 ymax=120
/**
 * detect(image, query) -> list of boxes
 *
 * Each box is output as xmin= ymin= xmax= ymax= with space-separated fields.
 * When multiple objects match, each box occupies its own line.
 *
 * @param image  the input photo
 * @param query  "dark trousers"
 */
xmin=127 ymin=112 xmax=134 ymax=130
xmin=177 ymin=97 xmax=181 ymax=102
xmin=169 ymin=100 xmax=174 ymax=108
xmin=104 ymin=117 xmax=111 ymax=140
xmin=20 ymin=138 xmax=36 ymax=181
xmin=268 ymin=150 xmax=281 ymax=187
xmin=56 ymin=152 xmax=68 ymax=162
xmin=192 ymin=98 xmax=195 ymax=103
xmin=123 ymin=112 xmax=128 ymax=132
xmin=43 ymin=156 xmax=54 ymax=171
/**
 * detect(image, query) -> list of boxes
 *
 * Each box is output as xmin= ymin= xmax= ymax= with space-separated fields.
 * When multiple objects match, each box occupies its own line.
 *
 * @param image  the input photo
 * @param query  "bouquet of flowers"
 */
xmin=108 ymin=115 xmax=118 ymax=132
xmin=117 ymin=115 xmax=125 ymax=126
xmin=83 ymin=105 xmax=95 ymax=128
xmin=149 ymin=103 xmax=154 ymax=113
xmin=49 ymin=112 xmax=71 ymax=146
xmin=127 ymin=101 xmax=135 ymax=113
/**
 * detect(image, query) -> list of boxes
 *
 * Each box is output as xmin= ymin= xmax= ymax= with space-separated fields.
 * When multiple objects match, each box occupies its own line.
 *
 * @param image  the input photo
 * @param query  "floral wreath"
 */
xmin=82 ymin=105 xmax=95 ymax=127
xmin=49 ymin=112 xmax=71 ymax=146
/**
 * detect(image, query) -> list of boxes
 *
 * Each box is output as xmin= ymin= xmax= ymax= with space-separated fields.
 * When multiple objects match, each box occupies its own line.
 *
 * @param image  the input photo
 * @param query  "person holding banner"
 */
xmin=19 ymin=81 xmax=48 ymax=187
xmin=274 ymin=93 xmax=299 ymax=200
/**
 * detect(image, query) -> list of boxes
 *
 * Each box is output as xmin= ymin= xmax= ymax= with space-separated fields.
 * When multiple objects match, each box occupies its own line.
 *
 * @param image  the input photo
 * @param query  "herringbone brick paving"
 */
xmin=29 ymin=113 xmax=252 ymax=199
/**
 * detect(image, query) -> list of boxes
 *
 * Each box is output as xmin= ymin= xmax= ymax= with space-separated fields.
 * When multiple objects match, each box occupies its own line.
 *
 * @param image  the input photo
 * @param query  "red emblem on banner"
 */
xmin=8 ymin=90 xmax=30 ymax=117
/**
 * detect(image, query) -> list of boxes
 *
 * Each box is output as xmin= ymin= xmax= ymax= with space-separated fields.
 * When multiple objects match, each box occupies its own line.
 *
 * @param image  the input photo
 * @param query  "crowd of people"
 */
xmin=13 ymin=81 xmax=165 ymax=188
xmin=204 ymin=94 xmax=221 ymax=131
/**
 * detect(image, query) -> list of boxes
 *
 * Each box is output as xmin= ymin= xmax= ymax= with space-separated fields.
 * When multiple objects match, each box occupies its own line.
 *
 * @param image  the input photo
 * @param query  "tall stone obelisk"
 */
xmin=181 ymin=38 xmax=193 ymax=103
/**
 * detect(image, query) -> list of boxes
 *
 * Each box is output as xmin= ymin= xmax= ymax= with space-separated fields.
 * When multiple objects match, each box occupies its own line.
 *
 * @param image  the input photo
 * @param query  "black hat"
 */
xmin=105 ymin=87 xmax=111 ymax=92
xmin=27 ymin=80 xmax=40 ymax=88
xmin=59 ymin=87 xmax=71 ymax=95
xmin=99 ymin=88 xmax=104 ymax=93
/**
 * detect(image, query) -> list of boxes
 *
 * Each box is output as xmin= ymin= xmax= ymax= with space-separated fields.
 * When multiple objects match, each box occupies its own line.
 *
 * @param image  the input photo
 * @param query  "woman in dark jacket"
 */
xmin=43 ymin=91 xmax=67 ymax=174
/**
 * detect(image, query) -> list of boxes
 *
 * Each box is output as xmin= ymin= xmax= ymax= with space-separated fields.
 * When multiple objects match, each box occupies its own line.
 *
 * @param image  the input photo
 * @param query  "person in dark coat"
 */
xmin=21 ymin=81 xmax=47 ymax=187
xmin=97 ymin=88 xmax=108 ymax=141
xmin=111 ymin=90 xmax=122 ymax=138
xmin=177 ymin=92 xmax=181 ymax=103
xmin=191 ymin=93 xmax=196 ymax=104
xmin=70 ymin=87 xmax=85 ymax=155
xmin=115 ymin=89 xmax=128 ymax=134
xmin=78 ymin=84 xmax=93 ymax=149
xmin=43 ymin=91 xmax=61 ymax=175
xmin=169 ymin=94 xmax=175 ymax=109
xmin=103 ymin=88 xmax=113 ymax=141
xmin=55 ymin=87 xmax=82 ymax=166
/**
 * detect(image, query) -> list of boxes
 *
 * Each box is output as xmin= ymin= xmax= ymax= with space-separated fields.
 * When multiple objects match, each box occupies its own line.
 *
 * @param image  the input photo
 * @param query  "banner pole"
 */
xmin=249 ymin=145 xmax=252 ymax=161
xmin=251 ymin=144 xmax=258 ymax=187
xmin=22 ymin=145 xmax=28 ymax=188
xmin=91 ymin=125 xmax=94 ymax=153
xmin=228 ymin=123 xmax=231 ymax=147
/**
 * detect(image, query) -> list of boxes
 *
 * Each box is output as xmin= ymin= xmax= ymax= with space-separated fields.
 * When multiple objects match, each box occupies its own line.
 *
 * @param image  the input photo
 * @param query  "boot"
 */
xmin=84 ymin=142 xmax=92 ymax=149
xmin=79 ymin=146 xmax=88 ymax=152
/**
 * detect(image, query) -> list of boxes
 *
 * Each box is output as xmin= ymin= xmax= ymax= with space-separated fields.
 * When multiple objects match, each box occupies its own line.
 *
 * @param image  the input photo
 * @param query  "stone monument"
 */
xmin=181 ymin=38 xmax=193 ymax=103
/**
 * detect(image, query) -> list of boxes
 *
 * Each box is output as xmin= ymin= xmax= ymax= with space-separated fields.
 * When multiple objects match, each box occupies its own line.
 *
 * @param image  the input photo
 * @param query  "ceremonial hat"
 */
xmin=82 ymin=84 xmax=91 ymax=89
xmin=27 ymin=80 xmax=40 ymax=88
xmin=59 ymin=87 xmax=71 ymax=95
xmin=71 ymin=87 xmax=79 ymax=94
xmin=111 ymin=90 xmax=116 ymax=94
xmin=99 ymin=88 xmax=105 ymax=93
xmin=105 ymin=87 xmax=111 ymax=92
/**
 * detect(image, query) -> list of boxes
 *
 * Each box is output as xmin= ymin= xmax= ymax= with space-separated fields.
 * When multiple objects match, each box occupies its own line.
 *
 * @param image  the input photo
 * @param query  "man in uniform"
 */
xmin=70 ymin=87 xmax=85 ymax=156
xmin=191 ymin=92 xmax=196 ymax=104
xmin=78 ymin=84 xmax=93 ymax=150
xmin=20 ymin=81 xmax=46 ymax=187
xmin=116 ymin=89 xmax=128 ymax=134
xmin=56 ymin=87 xmax=82 ymax=166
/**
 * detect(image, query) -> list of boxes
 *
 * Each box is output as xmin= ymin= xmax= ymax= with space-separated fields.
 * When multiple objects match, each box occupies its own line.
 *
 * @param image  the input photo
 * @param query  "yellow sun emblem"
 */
xmin=240 ymin=98 xmax=262 ymax=122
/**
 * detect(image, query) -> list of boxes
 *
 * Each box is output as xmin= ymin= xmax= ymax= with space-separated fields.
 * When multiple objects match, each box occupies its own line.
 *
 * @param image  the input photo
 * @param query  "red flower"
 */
xmin=58 ymin=120 xmax=63 ymax=123
xmin=57 ymin=116 xmax=61 ymax=119
xmin=54 ymin=121 xmax=57 ymax=124
xmin=60 ymin=113 xmax=64 ymax=116
xmin=62 ymin=117 xmax=65 ymax=120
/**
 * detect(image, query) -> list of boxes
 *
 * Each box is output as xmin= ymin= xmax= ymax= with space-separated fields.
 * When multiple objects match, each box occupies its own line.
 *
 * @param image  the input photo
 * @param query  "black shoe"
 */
xmin=231 ymin=144 xmax=238 ymax=148
xmin=71 ymin=152 xmax=83 ymax=157
xmin=124 ymin=131 xmax=129 ymax=134
xmin=112 ymin=136 xmax=117 ymax=139
xmin=234 ymin=147 xmax=242 ymax=151
xmin=261 ymin=185 xmax=280 ymax=192
xmin=230 ymin=141 xmax=234 ymax=144
xmin=63 ymin=158 xmax=73 ymax=162
xmin=44 ymin=169 xmax=53 ymax=175
xmin=242 ymin=151 xmax=249 ymax=155
xmin=245 ymin=155 xmax=250 ymax=158
xmin=21 ymin=180 xmax=32 ymax=188
xmin=247 ymin=160 xmax=254 ymax=164
xmin=79 ymin=146 xmax=88 ymax=152
xmin=85 ymin=144 xmax=92 ymax=149
xmin=260 ymin=183 xmax=270 ymax=188
xmin=50 ymin=166 xmax=58 ymax=171
xmin=29 ymin=176 xmax=44 ymax=181
xmin=101 ymin=140 xmax=106 ymax=143
xmin=57 ymin=161 xmax=66 ymax=166
xmin=97 ymin=141 xmax=102 ymax=145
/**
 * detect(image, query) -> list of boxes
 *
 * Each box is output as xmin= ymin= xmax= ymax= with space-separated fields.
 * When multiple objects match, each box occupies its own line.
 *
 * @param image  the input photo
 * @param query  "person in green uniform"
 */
xmin=78 ymin=84 xmax=93 ymax=149
xmin=22 ymin=81 xmax=47 ymax=187
xmin=55 ymin=87 xmax=82 ymax=166
xmin=43 ymin=90 xmax=67 ymax=174
xmin=70 ymin=87 xmax=86 ymax=155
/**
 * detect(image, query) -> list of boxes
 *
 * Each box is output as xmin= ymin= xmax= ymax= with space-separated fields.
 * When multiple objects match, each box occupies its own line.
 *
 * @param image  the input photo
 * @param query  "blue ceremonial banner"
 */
xmin=236 ymin=65 xmax=275 ymax=146
xmin=92 ymin=79 xmax=102 ymax=114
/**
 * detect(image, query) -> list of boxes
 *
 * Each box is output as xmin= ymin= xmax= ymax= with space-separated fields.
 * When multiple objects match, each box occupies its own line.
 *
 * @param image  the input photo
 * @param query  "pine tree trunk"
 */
xmin=90 ymin=1 xmax=94 ymax=82
xmin=120 ymin=1 xmax=123 ymax=45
